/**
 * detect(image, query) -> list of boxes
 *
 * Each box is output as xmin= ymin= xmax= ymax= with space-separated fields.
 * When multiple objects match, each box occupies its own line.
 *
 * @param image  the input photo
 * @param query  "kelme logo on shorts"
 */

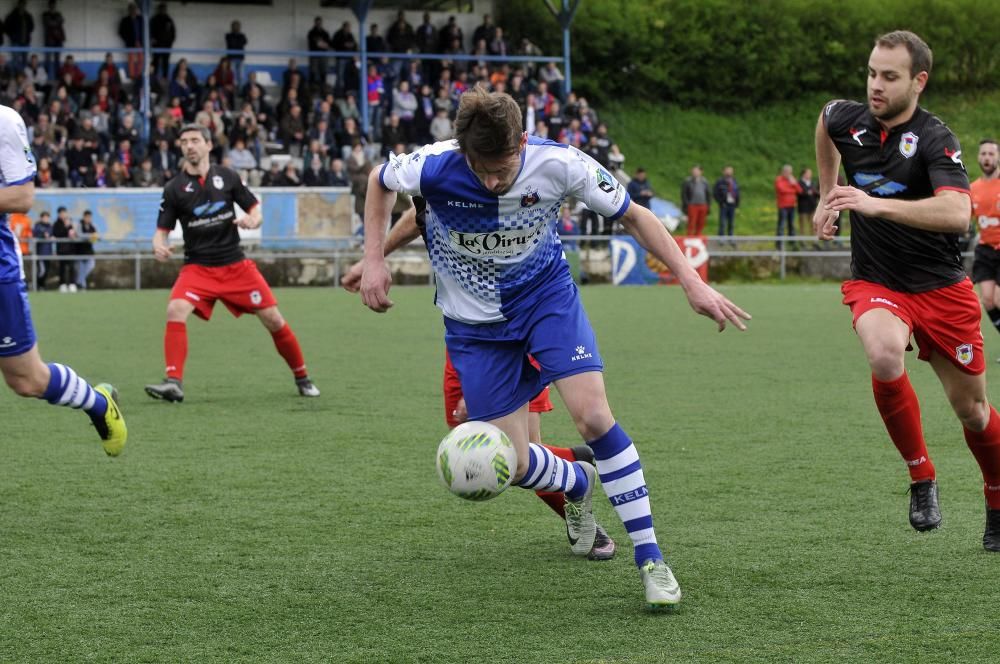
xmin=956 ymin=343 xmax=974 ymax=366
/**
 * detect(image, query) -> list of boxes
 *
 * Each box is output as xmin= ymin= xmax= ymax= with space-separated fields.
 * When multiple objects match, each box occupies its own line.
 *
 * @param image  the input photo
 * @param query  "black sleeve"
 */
xmin=922 ymin=124 xmax=971 ymax=194
xmin=822 ymin=99 xmax=856 ymax=138
xmin=156 ymin=182 xmax=177 ymax=230
xmin=413 ymin=195 xmax=427 ymax=231
xmin=230 ymin=169 xmax=259 ymax=211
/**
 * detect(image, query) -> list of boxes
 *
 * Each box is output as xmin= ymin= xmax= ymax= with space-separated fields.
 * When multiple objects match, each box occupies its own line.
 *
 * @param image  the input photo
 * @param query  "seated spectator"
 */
xmin=65 ymin=136 xmax=94 ymax=187
xmin=346 ymin=142 xmax=372 ymax=215
xmin=381 ymin=113 xmax=407 ymax=158
xmin=433 ymin=85 xmax=453 ymax=117
xmin=131 ymin=157 xmax=164 ymax=187
xmin=228 ymin=138 xmax=258 ymax=172
xmin=194 ymin=99 xmax=227 ymax=148
xmin=539 ymin=62 xmax=565 ymax=99
xmin=558 ymin=118 xmax=584 ymax=148
xmin=212 ymin=57 xmax=236 ymax=102
xmin=430 ymin=108 xmax=453 ymax=142
xmin=278 ymin=104 xmax=306 ymax=152
xmin=24 ymin=54 xmax=49 ymax=95
xmin=113 ymin=138 xmax=137 ymax=175
xmin=328 ymin=158 xmax=349 ymax=187
xmin=337 ymin=116 xmax=366 ymax=160
xmin=584 ymin=134 xmax=608 ymax=168
xmin=283 ymin=162 xmax=302 ymax=186
xmin=148 ymin=114 xmax=177 ymax=151
xmin=150 ymin=138 xmax=178 ymax=180
xmin=546 ymin=100 xmax=566 ymax=140
xmin=108 ymin=160 xmax=129 ymax=188
xmin=608 ymin=143 xmax=626 ymax=177
xmin=35 ymin=157 xmax=66 ymax=188
xmin=58 ymin=55 xmax=86 ymax=92
xmin=303 ymin=154 xmax=329 ymax=186
xmin=309 ymin=119 xmax=335 ymax=156
xmin=115 ymin=113 xmax=141 ymax=148
xmin=392 ymin=80 xmax=418 ymax=139
xmin=166 ymin=96 xmax=185 ymax=123
xmin=261 ymin=160 xmax=286 ymax=187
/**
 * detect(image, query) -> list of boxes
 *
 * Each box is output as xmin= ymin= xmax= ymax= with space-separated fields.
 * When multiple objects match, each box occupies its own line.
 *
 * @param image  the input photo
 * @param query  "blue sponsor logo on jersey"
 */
xmin=853 ymin=172 xmax=908 ymax=196
xmin=192 ymin=201 xmax=227 ymax=217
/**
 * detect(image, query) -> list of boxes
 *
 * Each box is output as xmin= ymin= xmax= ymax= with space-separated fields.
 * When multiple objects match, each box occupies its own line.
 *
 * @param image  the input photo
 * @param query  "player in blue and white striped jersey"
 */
xmin=359 ymin=86 xmax=750 ymax=608
xmin=0 ymin=104 xmax=127 ymax=456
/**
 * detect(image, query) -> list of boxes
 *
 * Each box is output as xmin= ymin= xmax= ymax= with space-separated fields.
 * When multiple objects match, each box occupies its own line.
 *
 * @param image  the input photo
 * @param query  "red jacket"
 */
xmin=775 ymin=176 xmax=802 ymax=209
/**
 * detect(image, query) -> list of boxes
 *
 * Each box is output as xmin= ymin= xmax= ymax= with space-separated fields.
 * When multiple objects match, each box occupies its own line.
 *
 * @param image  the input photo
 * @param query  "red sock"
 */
xmin=534 ymin=445 xmax=578 ymax=519
xmin=963 ymin=406 xmax=1000 ymax=509
xmin=164 ymin=321 xmax=187 ymax=381
xmin=872 ymin=373 xmax=935 ymax=482
xmin=271 ymin=323 xmax=308 ymax=379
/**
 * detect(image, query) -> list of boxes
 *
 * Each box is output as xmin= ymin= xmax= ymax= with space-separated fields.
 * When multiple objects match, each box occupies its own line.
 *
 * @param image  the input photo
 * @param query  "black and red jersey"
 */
xmin=823 ymin=100 xmax=970 ymax=293
xmin=158 ymin=165 xmax=259 ymax=266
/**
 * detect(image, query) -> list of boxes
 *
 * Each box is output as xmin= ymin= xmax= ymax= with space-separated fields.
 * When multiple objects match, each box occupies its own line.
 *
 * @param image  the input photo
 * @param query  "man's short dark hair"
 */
xmin=179 ymin=123 xmax=211 ymax=142
xmin=980 ymin=138 xmax=998 ymax=148
xmin=875 ymin=30 xmax=933 ymax=78
xmin=57 ymin=206 xmax=66 ymax=213
xmin=454 ymin=85 xmax=523 ymax=160
xmin=40 ymin=211 xmax=50 ymax=219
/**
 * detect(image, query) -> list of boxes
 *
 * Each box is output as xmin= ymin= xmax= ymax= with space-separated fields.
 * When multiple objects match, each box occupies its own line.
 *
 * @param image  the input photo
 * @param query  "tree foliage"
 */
xmin=500 ymin=0 xmax=1000 ymax=109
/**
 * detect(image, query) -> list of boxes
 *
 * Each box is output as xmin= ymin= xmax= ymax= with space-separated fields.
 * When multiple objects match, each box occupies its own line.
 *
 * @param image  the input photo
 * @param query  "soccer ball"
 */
xmin=436 ymin=421 xmax=517 ymax=501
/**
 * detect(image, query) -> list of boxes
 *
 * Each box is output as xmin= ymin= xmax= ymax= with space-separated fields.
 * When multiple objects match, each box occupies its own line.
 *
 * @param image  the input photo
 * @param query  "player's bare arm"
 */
xmin=342 ymin=206 xmax=421 ymax=293
xmin=619 ymin=200 xmax=751 ymax=331
xmin=234 ymin=202 xmax=262 ymax=230
xmin=825 ymin=187 xmax=971 ymax=233
xmin=813 ymin=110 xmax=842 ymax=240
xmin=0 ymin=180 xmax=34 ymax=213
xmin=152 ymin=228 xmax=173 ymax=261
xmin=359 ymin=167 xmax=397 ymax=312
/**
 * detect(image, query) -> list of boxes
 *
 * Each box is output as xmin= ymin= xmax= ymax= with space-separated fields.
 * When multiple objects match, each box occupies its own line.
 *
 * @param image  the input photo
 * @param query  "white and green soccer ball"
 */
xmin=436 ymin=421 xmax=517 ymax=501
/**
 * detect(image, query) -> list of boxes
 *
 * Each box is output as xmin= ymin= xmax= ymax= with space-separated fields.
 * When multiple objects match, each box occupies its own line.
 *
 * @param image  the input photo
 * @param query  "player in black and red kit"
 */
xmin=815 ymin=30 xmax=1000 ymax=551
xmin=145 ymin=124 xmax=320 ymax=402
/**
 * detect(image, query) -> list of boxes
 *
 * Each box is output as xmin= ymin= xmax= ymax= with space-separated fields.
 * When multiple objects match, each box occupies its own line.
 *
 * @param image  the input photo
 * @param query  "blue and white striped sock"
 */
xmin=41 ymin=363 xmax=107 ymax=418
xmin=515 ymin=443 xmax=589 ymax=500
xmin=589 ymin=423 xmax=662 ymax=566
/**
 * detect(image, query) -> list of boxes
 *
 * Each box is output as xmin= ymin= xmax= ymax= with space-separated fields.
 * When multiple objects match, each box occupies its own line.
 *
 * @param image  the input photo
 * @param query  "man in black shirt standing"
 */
xmin=145 ymin=125 xmax=319 ymax=402
xmin=815 ymin=30 xmax=1000 ymax=551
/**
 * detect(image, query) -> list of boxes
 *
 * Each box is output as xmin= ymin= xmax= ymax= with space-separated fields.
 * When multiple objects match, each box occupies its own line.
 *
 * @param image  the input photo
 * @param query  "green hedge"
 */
xmin=500 ymin=0 xmax=1000 ymax=109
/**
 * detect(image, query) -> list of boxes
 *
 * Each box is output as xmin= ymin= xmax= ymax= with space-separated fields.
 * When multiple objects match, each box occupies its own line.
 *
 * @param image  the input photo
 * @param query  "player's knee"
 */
xmin=258 ymin=307 xmax=285 ymax=331
xmin=166 ymin=300 xmax=192 ymax=321
xmin=569 ymin=400 xmax=615 ymax=441
xmin=866 ymin=343 xmax=906 ymax=380
xmin=954 ymin=396 xmax=990 ymax=431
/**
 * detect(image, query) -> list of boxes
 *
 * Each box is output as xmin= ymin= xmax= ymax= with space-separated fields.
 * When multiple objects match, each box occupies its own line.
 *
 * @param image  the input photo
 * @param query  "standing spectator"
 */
xmin=774 ymin=163 xmax=802 ymax=246
xmin=438 ymin=16 xmax=463 ymax=52
xmin=797 ymin=167 xmax=820 ymax=238
xmin=307 ymin=16 xmax=332 ymax=88
xmin=366 ymin=64 xmax=384 ymax=139
xmin=8 ymin=212 xmax=32 ymax=263
xmin=415 ymin=12 xmax=436 ymax=53
xmin=472 ymin=14 xmax=494 ymax=48
xmin=5 ymin=0 xmax=34 ymax=70
xmin=607 ymin=144 xmax=626 ymax=178
xmin=225 ymin=21 xmax=247 ymax=86
xmin=367 ymin=23 xmax=386 ymax=54
xmin=713 ymin=165 xmax=740 ymax=237
xmin=118 ymin=2 xmax=143 ymax=82
xmin=75 ymin=210 xmax=98 ymax=290
xmin=149 ymin=3 xmax=176 ymax=81
xmin=330 ymin=21 xmax=357 ymax=94
xmin=627 ymin=167 xmax=655 ymax=210
xmin=32 ymin=211 xmax=55 ymax=289
xmin=488 ymin=27 xmax=509 ymax=57
xmin=681 ymin=165 xmax=711 ymax=235
xmin=41 ymin=1 xmax=65 ymax=81
xmin=52 ymin=206 xmax=77 ymax=292
xmin=387 ymin=11 xmax=415 ymax=55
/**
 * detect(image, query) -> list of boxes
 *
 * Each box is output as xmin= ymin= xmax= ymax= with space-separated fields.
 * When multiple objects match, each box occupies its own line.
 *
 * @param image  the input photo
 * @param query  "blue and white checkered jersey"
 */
xmin=0 ymin=105 xmax=36 ymax=283
xmin=379 ymin=135 xmax=630 ymax=323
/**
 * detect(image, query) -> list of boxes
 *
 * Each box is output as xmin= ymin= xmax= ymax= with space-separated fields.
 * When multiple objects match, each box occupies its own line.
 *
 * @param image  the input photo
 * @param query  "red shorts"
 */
xmin=841 ymin=278 xmax=985 ymax=375
xmin=170 ymin=259 xmax=277 ymax=321
xmin=443 ymin=350 xmax=552 ymax=428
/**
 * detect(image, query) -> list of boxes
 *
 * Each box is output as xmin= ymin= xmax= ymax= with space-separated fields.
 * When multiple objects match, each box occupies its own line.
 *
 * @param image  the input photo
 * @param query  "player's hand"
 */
xmin=340 ymin=260 xmax=364 ymax=293
xmin=682 ymin=279 xmax=751 ymax=332
xmin=153 ymin=243 xmax=173 ymax=262
xmin=360 ymin=258 xmax=394 ymax=313
xmin=234 ymin=215 xmax=261 ymax=230
xmin=824 ymin=185 xmax=880 ymax=217
xmin=453 ymin=398 xmax=468 ymax=424
xmin=813 ymin=205 xmax=839 ymax=240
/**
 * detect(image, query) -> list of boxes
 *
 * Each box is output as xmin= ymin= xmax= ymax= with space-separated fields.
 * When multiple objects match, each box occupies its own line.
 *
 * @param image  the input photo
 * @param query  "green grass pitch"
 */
xmin=3 ymin=284 xmax=1000 ymax=662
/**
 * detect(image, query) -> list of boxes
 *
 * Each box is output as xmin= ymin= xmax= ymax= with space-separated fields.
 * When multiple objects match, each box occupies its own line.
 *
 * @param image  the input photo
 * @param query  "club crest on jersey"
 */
xmin=520 ymin=186 xmax=539 ymax=208
xmin=956 ymin=343 xmax=974 ymax=366
xmin=899 ymin=132 xmax=919 ymax=158
xmin=212 ymin=175 xmax=224 ymax=189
